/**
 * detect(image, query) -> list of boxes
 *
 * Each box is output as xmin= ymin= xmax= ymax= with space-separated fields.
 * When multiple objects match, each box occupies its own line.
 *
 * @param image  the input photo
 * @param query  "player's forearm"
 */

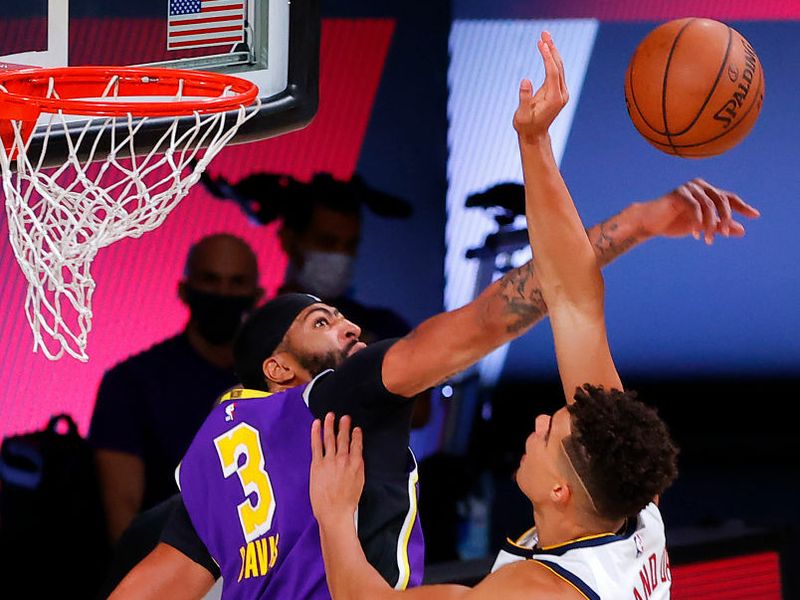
xmin=587 ymin=202 xmax=651 ymax=268
xmin=518 ymin=135 xmax=601 ymax=308
xmin=318 ymin=516 xmax=397 ymax=600
xmin=486 ymin=197 xmax=655 ymax=333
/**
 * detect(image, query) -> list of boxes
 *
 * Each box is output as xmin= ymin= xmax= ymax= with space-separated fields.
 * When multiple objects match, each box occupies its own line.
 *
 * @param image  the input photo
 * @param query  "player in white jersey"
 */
xmin=307 ymin=31 xmax=714 ymax=600
xmin=493 ymin=502 xmax=671 ymax=599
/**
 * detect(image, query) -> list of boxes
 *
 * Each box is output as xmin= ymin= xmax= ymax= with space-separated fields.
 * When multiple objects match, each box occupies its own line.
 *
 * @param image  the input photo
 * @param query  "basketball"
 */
xmin=624 ymin=18 xmax=765 ymax=158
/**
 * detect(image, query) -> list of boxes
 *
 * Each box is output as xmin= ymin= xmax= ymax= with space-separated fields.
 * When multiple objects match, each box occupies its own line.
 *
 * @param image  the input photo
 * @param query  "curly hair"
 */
xmin=562 ymin=384 xmax=679 ymax=521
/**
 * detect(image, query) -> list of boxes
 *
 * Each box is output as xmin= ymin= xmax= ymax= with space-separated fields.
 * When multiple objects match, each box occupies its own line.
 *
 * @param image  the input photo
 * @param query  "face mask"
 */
xmin=184 ymin=287 xmax=257 ymax=345
xmin=287 ymin=251 xmax=355 ymax=300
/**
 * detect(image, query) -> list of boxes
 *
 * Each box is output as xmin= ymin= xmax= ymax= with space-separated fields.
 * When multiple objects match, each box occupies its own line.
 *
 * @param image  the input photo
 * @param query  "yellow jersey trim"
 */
xmin=539 ymin=531 xmax=615 ymax=551
xmin=395 ymin=452 xmax=419 ymax=590
xmin=505 ymin=526 xmax=538 ymax=549
xmin=219 ymin=387 xmax=273 ymax=402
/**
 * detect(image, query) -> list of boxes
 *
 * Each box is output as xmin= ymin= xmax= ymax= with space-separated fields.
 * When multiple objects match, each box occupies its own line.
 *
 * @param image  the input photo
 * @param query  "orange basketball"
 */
xmin=624 ymin=18 xmax=765 ymax=158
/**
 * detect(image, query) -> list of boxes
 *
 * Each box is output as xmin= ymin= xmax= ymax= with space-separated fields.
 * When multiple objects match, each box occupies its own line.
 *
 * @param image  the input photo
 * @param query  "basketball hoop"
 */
xmin=0 ymin=66 xmax=260 ymax=361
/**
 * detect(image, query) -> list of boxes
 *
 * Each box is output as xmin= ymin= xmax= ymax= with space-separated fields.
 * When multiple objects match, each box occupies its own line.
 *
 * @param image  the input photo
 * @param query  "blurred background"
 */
xmin=0 ymin=0 xmax=798 ymax=598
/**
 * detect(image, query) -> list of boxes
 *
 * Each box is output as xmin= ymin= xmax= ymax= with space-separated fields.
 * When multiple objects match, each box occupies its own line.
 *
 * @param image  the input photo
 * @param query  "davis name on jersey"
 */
xmin=238 ymin=533 xmax=280 ymax=582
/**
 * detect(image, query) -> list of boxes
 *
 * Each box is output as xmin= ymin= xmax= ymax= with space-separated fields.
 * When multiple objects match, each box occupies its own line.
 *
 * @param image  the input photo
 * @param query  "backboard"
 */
xmin=0 ymin=0 xmax=319 ymax=166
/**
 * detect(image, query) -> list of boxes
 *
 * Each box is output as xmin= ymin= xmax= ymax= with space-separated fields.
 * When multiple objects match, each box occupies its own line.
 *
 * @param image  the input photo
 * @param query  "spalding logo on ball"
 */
xmin=624 ymin=18 xmax=765 ymax=158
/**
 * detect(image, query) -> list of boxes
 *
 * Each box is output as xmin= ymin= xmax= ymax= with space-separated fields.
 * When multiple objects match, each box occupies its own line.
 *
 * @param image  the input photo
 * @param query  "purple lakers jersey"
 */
xmin=177 ymin=377 xmax=424 ymax=599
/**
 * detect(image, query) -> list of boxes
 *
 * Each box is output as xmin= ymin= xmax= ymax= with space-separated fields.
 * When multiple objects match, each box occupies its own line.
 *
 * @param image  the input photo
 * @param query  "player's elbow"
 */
xmin=540 ymin=263 xmax=604 ymax=310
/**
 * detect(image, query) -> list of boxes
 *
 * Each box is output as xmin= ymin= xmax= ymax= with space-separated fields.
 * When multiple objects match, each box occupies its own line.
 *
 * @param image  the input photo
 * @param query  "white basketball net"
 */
xmin=0 ymin=75 xmax=260 ymax=361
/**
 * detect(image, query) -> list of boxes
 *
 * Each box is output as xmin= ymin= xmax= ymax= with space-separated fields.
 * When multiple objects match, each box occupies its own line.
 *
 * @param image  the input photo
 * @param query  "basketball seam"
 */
xmin=639 ymin=73 xmax=763 ymax=153
xmin=662 ymin=18 xmax=696 ymax=156
xmin=666 ymin=25 xmax=734 ymax=140
xmin=626 ymin=43 xmax=664 ymax=139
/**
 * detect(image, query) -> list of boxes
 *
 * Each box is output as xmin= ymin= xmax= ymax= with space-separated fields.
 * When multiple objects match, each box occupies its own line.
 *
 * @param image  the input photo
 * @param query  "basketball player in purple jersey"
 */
xmin=109 ymin=49 xmax=757 ymax=600
xmin=308 ymin=32 xmax=748 ymax=600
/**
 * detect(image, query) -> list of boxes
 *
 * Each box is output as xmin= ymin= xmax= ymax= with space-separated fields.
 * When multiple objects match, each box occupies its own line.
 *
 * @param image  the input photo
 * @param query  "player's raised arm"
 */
xmin=515 ymin=31 xmax=621 ymax=399
xmin=380 ymin=176 xmax=756 ymax=400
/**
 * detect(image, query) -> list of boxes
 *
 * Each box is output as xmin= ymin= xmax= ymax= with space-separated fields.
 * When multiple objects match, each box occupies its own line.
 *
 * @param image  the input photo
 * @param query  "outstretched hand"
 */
xmin=513 ymin=31 xmax=569 ymax=143
xmin=310 ymin=413 xmax=364 ymax=524
xmin=638 ymin=178 xmax=760 ymax=244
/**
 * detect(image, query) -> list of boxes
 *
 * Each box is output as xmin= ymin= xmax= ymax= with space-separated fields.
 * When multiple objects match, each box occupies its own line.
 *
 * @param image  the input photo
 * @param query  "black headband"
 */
xmin=233 ymin=293 xmax=321 ymax=390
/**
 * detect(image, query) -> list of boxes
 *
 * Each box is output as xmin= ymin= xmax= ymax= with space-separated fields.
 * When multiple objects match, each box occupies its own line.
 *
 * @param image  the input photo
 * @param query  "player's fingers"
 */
xmin=519 ymin=78 xmax=533 ymax=104
xmin=726 ymin=191 xmax=761 ymax=218
xmin=543 ymin=31 xmax=569 ymax=101
xmin=323 ymin=412 xmax=336 ymax=457
xmin=692 ymin=178 xmax=732 ymax=236
xmin=351 ymin=427 xmax=363 ymax=461
xmin=310 ymin=419 xmax=322 ymax=464
xmin=337 ymin=415 xmax=352 ymax=457
xmin=693 ymin=177 xmax=760 ymax=219
xmin=686 ymin=180 xmax=718 ymax=244
xmin=727 ymin=220 xmax=747 ymax=237
xmin=538 ymin=37 xmax=559 ymax=96
xmin=675 ymin=184 xmax=703 ymax=236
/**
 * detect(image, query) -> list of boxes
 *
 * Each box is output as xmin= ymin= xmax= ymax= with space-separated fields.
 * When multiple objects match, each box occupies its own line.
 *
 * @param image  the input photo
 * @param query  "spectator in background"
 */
xmin=88 ymin=232 xmax=263 ymax=546
xmin=199 ymin=171 xmax=413 ymax=343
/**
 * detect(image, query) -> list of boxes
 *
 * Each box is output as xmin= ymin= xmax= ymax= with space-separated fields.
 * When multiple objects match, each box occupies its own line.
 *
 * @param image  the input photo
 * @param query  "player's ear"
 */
xmin=550 ymin=479 xmax=572 ymax=506
xmin=263 ymin=353 xmax=296 ymax=385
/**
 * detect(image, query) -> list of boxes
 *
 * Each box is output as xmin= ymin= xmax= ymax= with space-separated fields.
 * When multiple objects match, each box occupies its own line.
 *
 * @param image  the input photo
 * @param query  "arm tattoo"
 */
xmin=590 ymin=218 xmax=646 ymax=266
xmin=497 ymin=261 xmax=546 ymax=334
xmin=491 ymin=213 xmax=644 ymax=335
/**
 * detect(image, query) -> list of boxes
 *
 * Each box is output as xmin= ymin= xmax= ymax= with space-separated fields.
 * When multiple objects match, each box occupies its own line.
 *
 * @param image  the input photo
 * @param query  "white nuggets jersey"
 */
xmin=492 ymin=503 xmax=671 ymax=600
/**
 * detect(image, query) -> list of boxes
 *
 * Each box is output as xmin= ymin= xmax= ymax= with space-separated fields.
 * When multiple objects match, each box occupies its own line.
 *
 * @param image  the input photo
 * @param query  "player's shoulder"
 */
xmin=325 ymin=339 xmax=398 ymax=393
xmin=481 ymin=560 xmax=585 ymax=600
xmin=332 ymin=338 xmax=398 ymax=373
xmin=209 ymin=386 xmax=281 ymax=422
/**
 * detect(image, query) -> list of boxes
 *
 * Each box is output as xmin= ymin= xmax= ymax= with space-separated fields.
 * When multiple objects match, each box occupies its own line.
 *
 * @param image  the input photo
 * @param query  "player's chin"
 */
xmin=514 ymin=458 xmax=531 ymax=486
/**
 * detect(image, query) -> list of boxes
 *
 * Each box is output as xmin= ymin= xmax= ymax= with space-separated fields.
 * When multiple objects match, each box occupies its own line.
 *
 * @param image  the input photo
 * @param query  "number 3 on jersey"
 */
xmin=214 ymin=423 xmax=276 ymax=542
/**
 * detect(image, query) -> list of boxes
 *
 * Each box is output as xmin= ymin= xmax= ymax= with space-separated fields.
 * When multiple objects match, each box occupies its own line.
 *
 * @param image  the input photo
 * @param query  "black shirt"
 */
xmin=88 ymin=333 xmax=238 ymax=509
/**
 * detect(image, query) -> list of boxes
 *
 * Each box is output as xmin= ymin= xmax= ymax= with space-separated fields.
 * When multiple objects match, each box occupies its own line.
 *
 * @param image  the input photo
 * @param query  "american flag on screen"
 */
xmin=167 ymin=0 xmax=245 ymax=51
